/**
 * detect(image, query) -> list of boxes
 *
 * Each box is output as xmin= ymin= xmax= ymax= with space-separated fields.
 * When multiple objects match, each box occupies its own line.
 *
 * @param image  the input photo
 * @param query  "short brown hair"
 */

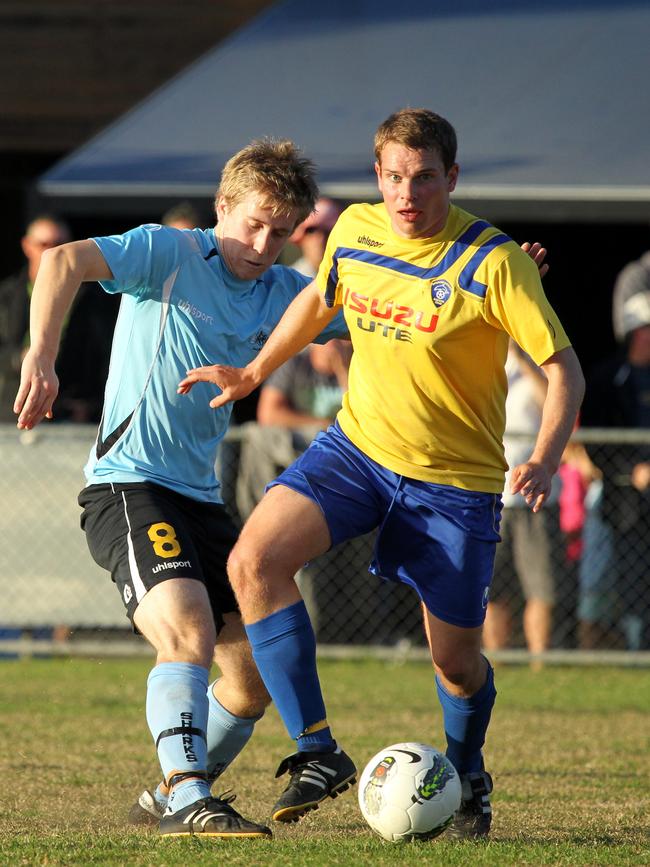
xmin=374 ymin=109 xmax=457 ymax=173
xmin=216 ymin=138 xmax=318 ymax=225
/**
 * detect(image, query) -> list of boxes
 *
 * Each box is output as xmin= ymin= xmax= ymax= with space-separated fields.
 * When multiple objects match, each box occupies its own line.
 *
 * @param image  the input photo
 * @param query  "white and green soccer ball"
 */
xmin=358 ymin=742 xmax=461 ymax=842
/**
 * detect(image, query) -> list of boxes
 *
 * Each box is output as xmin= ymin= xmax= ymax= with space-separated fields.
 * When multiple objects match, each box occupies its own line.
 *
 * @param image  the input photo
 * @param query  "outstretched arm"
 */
xmin=510 ymin=346 xmax=584 ymax=512
xmin=14 ymin=240 xmax=113 ymax=430
xmin=178 ymin=279 xmax=338 ymax=408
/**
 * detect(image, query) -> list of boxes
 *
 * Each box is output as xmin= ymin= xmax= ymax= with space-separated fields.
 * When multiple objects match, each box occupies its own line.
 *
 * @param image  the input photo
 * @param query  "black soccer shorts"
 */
xmin=78 ymin=481 xmax=239 ymax=630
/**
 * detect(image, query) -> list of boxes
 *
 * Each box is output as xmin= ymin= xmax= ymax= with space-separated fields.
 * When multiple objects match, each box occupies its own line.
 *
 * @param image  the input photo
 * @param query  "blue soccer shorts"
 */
xmin=268 ymin=421 xmax=503 ymax=628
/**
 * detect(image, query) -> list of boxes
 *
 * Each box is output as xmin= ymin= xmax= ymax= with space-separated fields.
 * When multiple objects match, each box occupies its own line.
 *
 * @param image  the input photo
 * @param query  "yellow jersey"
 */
xmin=315 ymin=203 xmax=570 ymax=493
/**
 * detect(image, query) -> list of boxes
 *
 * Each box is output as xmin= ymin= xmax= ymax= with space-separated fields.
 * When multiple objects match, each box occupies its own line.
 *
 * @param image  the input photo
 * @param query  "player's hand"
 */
xmin=521 ymin=241 xmax=549 ymax=279
xmin=510 ymin=460 xmax=553 ymax=512
xmin=178 ymin=364 xmax=256 ymax=409
xmin=14 ymin=349 xmax=59 ymax=430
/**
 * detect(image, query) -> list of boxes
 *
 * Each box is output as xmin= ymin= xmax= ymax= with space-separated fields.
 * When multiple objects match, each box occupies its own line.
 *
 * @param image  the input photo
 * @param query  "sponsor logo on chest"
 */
xmin=343 ymin=278 xmax=453 ymax=341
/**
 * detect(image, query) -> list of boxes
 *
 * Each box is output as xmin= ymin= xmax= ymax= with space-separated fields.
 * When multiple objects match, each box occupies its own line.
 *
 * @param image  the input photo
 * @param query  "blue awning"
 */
xmin=38 ymin=0 xmax=650 ymax=221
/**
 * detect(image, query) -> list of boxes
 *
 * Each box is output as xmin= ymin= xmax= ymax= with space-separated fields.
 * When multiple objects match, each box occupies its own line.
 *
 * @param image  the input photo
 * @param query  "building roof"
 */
xmin=38 ymin=0 xmax=650 ymax=221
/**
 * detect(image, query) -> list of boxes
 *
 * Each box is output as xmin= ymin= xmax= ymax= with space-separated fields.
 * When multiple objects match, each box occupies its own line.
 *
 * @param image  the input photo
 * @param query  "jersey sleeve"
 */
xmin=92 ymin=224 xmax=185 ymax=300
xmin=483 ymin=245 xmax=571 ymax=365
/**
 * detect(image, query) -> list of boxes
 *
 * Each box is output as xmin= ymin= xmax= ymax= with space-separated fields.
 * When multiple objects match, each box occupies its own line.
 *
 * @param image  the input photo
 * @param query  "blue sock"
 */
xmin=435 ymin=660 xmax=496 ymax=775
xmin=206 ymin=680 xmax=263 ymax=779
xmin=146 ymin=662 xmax=211 ymax=813
xmin=245 ymin=601 xmax=335 ymax=753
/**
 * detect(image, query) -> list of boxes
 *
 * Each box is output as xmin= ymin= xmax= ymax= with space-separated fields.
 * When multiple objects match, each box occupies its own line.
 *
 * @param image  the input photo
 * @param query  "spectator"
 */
xmin=483 ymin=342 xmax=562 ymax=659
xmin=161 ymin=201 xmax=201 ymax=230
xmin=556 ymin=438 xmax=602 ymax=647
xmin=258 ymin=340 xmax=351 ymax=429
xmin=289 ymin=197 xmax=343 ymax=278
xmin=558 ymin=439 xmax=600 ymax=565
xmin=612 ymin=246 xmax=650 ymax=343
xmin=564 ymin=442 xmax=617 ymax=649
xmin=235 ymin=342 xmax=351 ymax=520
xmin=1 ymin=215 xmax=118 ymax=424
xmin=581 ymin=291 xmax=650 ymax=649
xmin=0 ymin=216 xmax=70 ymax=421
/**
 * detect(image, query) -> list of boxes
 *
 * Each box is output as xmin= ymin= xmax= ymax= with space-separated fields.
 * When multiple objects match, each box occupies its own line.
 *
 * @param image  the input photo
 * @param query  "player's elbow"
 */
xmin=564 ymin=348 xmax=586 ymax=404
xmin=544 ymin=347 xmax=585 ymax=401
xmin=39 ymin=244 xmax=67 ymax=273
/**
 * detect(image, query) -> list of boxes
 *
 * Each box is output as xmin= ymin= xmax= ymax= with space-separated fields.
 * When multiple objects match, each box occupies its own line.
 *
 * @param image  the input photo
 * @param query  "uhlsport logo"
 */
xmin=431 ymin=279 xmax=452 ymax=308
xmin=178 ymin=298 xmax=214 ymax=326
xmin=152 ymin=559 xmax=192 ymax=575
xmin=357 ymin=234 xmax=383 ymax=248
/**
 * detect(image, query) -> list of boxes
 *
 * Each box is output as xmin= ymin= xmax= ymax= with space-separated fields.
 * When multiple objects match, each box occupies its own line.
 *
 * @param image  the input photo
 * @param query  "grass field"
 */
xmin=2 ymin=656 xmax=649 ymax=866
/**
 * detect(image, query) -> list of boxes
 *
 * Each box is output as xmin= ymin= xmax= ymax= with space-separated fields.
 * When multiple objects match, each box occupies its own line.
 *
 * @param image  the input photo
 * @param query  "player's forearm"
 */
xmin=247 ymin=282 xmax=338 ymax=386
xmin=530 ymin=347 xmax=585 ymax=474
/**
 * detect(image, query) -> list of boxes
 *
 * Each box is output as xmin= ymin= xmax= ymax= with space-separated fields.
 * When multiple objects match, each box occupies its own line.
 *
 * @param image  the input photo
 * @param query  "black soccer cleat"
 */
xmin=445 ymin=769 xmax=493 ymax=840
xmin=128 ymin=788 xmax=164 ymax=828
xmin=128 ymin=767 xmax=229 ymax=828
xmin=271 ymin=746 xmax=357 ymax=822
xmin=158 ymin=794 xmax=272 ymax=838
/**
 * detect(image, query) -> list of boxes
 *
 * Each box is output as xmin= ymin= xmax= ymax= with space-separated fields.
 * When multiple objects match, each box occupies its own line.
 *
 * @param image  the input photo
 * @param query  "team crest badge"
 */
xmin=430 ymin=280 xmax=452 ymax=308
xmin=250 ymin=329 xmax=269 ymax=350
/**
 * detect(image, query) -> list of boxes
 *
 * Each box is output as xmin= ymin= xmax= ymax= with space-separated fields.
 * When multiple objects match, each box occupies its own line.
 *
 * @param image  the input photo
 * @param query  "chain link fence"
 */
xmin=2 ymin=423 xmax=649 ymax=654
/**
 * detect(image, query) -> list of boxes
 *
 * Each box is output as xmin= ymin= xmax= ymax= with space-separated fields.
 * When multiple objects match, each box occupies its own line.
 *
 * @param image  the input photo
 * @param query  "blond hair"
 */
xmin=374 ymin=108 xmax=457 ymax=172
xmin=216 ymin=138 xmax=318 ymax=225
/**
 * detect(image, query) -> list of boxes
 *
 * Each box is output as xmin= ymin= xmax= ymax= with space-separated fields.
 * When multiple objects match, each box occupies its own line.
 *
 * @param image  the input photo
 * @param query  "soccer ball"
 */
xmin=358 ymin=742 xmax=461 ymax=842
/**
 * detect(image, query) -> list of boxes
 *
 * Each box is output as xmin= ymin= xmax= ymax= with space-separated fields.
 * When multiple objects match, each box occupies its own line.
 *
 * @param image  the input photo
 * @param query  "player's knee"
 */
xmin=434 ymin=649 xmax=482 ymax=691
xmin=155 ymin=622 xmax=216 ymax=668
xmin=234 ymin=675 xmax=271 ymax=716
xmin=226 ymin=540 xmax=265 ymax=599
xmin=214 ymin=665 xmax=271 ymax=717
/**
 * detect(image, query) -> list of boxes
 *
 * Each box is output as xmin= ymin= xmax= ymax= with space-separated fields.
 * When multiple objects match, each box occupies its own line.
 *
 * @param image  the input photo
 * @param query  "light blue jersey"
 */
xmin=85 ymin=224 xmax=347 ymax=502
